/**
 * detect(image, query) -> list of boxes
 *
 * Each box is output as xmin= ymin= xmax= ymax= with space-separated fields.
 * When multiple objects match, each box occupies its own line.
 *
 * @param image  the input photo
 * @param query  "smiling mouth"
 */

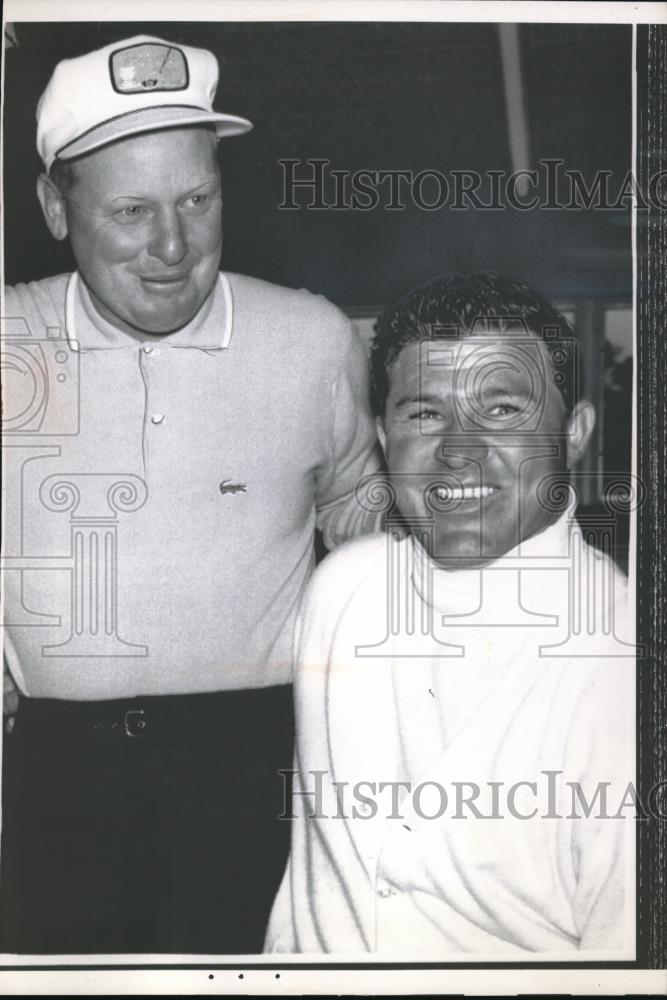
xmin=140 ymin=273 xmax=191 ymax=287
xmin=432 ymin=485 xmax=500 ymax=502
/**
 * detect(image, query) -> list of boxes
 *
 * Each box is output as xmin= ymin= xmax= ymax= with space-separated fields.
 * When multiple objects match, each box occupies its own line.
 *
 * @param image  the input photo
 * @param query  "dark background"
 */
xmin=4 ymin=21 xmax=632 ymax=305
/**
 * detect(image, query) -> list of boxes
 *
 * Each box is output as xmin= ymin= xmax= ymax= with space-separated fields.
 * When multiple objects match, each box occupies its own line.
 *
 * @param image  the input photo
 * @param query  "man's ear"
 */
xmin=565 ymin=400 xmax=596 ymax=467
xmin=376 ymin=416 xmax=387 ymax=455
xmin=36 ymin=173 xmax=69 ymax=241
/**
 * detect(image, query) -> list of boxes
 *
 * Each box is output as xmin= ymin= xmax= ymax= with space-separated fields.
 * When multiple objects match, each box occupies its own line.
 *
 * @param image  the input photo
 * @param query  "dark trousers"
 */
xmin=0 ymin=686 xmax=294 ymax=954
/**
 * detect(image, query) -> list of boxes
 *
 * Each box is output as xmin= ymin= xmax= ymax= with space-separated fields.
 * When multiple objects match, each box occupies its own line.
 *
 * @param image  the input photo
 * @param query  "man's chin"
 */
xmin=86 ymin=273 xmax=219 ymax=336
xmin=87 ymin=291 xmax=201 ymax=337
xmin=121 ymin=296 xmax=208 ymax=336
xmin=430 ymin=553 xmax=502 ymax=571
xmin=425 ymin=532 xmax=514 ymax=571
xmin=129 ymin=312 xmax=197 ymax=335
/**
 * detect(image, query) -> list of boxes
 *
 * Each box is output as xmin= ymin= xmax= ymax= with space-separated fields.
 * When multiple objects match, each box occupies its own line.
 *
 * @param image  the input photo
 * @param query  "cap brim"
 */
xmin=56 ymin=105 xmax=253 ymax=162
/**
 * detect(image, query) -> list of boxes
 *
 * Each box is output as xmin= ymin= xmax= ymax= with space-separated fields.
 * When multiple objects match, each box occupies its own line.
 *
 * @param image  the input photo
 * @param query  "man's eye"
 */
xmin=115 ymin=205 xmax=147 ymax=223
xmin=487 ymin=403 xmax=520 ymax=418
xmin=409 ymin=408 xmax=443 ymax=421
xmin=183 ymin=193 xmax=210 ymax=212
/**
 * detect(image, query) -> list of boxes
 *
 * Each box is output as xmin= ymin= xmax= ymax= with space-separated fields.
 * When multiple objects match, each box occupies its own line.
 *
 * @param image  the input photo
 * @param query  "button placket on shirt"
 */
xmin=140 ymin=345 xmax=166 ymax=427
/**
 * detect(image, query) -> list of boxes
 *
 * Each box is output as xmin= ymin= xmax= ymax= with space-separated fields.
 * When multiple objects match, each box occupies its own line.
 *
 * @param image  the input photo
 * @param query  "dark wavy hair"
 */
xmin=370 ymin=271 xmax=584 ymax=418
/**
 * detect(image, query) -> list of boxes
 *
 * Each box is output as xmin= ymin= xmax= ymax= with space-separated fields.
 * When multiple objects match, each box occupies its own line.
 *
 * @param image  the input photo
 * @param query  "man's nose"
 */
xmin=435 ymin=438 xmax=489 ymax=470
xmin=148 ymin=208 xmax=187 ymax=266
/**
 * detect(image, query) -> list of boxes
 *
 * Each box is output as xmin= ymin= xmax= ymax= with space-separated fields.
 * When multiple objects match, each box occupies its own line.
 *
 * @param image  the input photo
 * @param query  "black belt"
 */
xmin=15 ymin=686 xmax=292 ymax=741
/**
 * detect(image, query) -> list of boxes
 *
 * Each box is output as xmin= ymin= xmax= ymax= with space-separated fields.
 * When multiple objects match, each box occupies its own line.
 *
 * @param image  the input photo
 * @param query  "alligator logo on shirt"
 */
xmin=219 ymin=480 xmax=247 ymax=496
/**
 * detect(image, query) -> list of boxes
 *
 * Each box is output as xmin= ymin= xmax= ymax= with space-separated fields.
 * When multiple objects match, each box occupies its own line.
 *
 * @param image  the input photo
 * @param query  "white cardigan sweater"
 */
xmin=265 ymin=513 xmax=635 ymax=958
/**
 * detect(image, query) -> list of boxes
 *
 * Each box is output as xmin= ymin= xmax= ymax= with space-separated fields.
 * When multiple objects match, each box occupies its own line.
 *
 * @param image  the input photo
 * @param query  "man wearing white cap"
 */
xmin=1 ymin=35 xmax=382 ymax=954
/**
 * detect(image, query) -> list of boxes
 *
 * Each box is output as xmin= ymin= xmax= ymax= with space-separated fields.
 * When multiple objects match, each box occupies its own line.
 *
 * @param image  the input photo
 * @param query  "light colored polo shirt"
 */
xmin=2 ymin=271 xmax=382 ymax=700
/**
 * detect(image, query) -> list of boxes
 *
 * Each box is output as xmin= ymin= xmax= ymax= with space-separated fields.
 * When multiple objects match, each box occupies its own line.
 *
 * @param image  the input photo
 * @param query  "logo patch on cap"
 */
xmin=110 ymin=42 xmax=189 ymax=94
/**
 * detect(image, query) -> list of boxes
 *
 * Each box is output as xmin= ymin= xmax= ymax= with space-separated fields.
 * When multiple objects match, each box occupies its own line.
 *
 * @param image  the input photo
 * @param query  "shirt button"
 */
xmin=377 ymin=887 xmax=394 ymax=898
xmin=142 ymin=344 xmax=155 ymax=354
xmin=151 ymin=414 xmax=165 ymax=425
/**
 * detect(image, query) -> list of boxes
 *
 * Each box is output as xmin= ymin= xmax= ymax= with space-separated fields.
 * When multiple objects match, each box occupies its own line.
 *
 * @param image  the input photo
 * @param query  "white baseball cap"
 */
xmin=36 ymin=34 xmax=253 ymax=171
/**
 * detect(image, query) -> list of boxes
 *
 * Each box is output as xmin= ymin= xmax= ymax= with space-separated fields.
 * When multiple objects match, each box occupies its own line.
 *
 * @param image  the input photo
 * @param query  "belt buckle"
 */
xmin=124 ymin=708 xmax=147 ymax=738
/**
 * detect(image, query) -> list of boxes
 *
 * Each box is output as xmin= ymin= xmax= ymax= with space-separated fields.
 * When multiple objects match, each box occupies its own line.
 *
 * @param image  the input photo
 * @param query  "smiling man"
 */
xmin=377 ymin=325 xmax=594 ymax=568
xmin=265 ymin=272 xmax=635 ymax=956
xmin=1 ymin=35 xmax=382 ymax=954
xmin=42 ymin=128 xmax=225 ymax=336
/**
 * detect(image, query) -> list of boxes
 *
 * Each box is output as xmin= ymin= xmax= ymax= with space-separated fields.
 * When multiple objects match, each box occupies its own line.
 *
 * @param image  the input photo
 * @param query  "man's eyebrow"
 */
xmin=184 ymin=176 xmax=222 ymax=194
xmin=109 ymin=175 xmax=221 ymax=205
xmin=393 ymin=392 xmax=443 ymax=409
xmin=471 ymin=382 xmax=535 ymax=398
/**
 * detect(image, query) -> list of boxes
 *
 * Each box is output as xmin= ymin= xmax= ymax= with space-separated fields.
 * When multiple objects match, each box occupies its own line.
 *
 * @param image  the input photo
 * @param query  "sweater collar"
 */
xmin=63 ymin=270 xmax=233 ymax=352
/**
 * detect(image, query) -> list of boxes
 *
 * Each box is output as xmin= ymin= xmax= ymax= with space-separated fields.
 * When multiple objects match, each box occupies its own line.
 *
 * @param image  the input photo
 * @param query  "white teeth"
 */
xmin=434 ymin=486 xmax=498 ymax=501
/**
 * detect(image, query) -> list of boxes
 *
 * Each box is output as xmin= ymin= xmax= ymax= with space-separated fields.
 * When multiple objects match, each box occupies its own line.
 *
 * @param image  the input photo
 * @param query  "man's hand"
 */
xmin=3 ymin=665 xmax=20 ymax=735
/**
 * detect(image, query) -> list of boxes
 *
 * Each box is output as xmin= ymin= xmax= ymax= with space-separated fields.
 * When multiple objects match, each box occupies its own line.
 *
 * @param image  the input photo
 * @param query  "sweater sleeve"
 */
xmin=565 ymin=653 xmax=635 ymax=952
xmin=263 ymin=591 xmax=321 ymax=954
xmin=263 ymin=603 xmax=308 ymax=954
xmin=263 ymin=795 xmax=298 ymax=952
xmin=314 ymin=316 xmax=385 ymax=550
xmin=264 ymin=540 xmax=383 ymax=953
